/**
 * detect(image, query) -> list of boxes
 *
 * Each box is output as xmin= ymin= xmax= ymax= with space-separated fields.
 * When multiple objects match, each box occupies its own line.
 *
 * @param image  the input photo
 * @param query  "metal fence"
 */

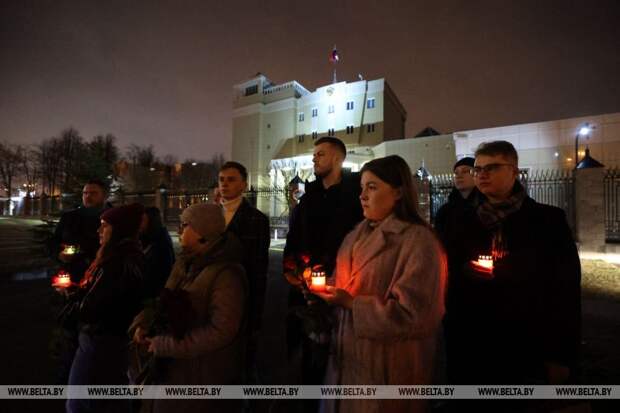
xmin=523 ymin=169 xmax=576 ymax=235
xmin=604 ymin=169 xmax=620 ymax=242
xmin=0 ymin=194 xmax=79 ymax=218
xmin=3 ymin=173 xmax=581 ymax=240
xmin=429 ymin=169 xmax=576 ymax=235
xmin=429 ymin=174 xmax=454 ymax=221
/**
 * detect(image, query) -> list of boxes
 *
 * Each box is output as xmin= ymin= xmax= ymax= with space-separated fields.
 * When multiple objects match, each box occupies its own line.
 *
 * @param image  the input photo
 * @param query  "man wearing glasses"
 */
xmin=443 ymin=141 xmax=581 ymax=391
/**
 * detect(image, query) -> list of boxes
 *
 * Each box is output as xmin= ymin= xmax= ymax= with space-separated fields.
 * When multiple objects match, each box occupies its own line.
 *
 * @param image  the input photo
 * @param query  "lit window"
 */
xmin=312 ymin=108 xmax=318 ymax=117
xmin=298 ymin=112 xmax=304 ymax=122
xmin=346 ymin=101 xmax=354 ymax=110
xmin=367 ymin=98 xmax=375 ymax=109
xmin=328 ymin=105 xmax=335 ymax=114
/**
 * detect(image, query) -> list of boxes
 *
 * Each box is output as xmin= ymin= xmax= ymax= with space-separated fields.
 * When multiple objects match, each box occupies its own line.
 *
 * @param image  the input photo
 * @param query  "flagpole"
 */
xmin=330 ymin=45 xmax=339 ymax=84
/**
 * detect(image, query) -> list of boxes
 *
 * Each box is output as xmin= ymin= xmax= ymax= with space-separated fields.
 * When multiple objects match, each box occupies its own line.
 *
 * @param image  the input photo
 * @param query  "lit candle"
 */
xmin=310 ymin=270 xmax=326 ymax=292
xmin=470 ymin=255 xmax=494 ymax=276
xmin=52 ymin=271 xmax=73 ymax=288
xmin=62 ymin=244 xmax=79 ymax=255
xmin=477 ymin=255 xmax=494 ymax=270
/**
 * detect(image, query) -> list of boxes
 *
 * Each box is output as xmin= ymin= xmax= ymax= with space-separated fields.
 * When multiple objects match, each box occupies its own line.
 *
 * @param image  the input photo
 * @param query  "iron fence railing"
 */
xmin=604 ymin=169 xmax=620 ymax=243
xmin=429 ymin=169 xmax=576 ymax=235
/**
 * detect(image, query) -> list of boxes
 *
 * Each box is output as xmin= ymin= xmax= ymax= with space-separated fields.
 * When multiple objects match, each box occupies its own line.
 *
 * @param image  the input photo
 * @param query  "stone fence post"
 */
xmin=574 ymin=167 xmax=606 ymax=253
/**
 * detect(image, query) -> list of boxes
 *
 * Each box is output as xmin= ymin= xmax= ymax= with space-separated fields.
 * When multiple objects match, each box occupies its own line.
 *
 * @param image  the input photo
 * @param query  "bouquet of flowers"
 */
xmin=130 ymin=288 xmax=195 ymax=385
xmin=283 ymin=253 xmax=312 ymax=287
xmin=283 ymin=254 xmax=333 ymax=365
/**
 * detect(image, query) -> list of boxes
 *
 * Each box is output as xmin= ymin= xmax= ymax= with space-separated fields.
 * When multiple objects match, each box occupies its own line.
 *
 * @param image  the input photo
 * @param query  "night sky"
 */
xmin=1 ymin=0 xmax=619 ymax=161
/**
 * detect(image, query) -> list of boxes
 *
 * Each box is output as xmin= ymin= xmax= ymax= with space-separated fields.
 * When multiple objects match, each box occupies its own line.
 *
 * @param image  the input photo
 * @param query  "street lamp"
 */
xmin=575 ymin=123 xmax=592 ymax=168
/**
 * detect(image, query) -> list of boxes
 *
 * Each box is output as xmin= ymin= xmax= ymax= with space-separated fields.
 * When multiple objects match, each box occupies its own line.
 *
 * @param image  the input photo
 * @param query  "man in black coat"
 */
xmin=434 ymin=156 xmax=477 ymax=240
xmin=443 ymin=141 xmax=581 ymax=386
xmin=284 ymin=137 xmax=364 ymax=403
xmin=51 ymin=179 xmax=109 ymax=282
xmin=50 ymin=179 xmax=110 ymax=384
xmin=284 ymin=137 xmax=364 ymax=276
xmin=218 ymin=161 xmax=270 ymax=383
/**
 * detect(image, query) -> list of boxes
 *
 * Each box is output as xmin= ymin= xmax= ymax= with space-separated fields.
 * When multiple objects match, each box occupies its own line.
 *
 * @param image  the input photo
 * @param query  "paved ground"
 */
xmin=0 ymin=218 xmax=619 ymax=412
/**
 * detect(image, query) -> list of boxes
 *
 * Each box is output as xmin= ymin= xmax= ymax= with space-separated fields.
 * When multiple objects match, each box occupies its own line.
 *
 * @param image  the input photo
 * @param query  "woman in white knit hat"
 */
xmin=133 ymin=203 xmax=247 ymax=413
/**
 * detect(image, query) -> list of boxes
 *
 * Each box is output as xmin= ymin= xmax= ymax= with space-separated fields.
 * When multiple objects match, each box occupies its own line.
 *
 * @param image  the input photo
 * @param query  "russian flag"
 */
xmin=329 ymin=45 xmax=339 ymax=63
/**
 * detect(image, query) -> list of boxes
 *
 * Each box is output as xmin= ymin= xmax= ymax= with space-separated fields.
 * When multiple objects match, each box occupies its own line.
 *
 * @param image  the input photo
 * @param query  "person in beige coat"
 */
xmin=316 ymin=155 xmax=447 ymax=413
xmin=133 ymin=203 xmax=247 ymax=413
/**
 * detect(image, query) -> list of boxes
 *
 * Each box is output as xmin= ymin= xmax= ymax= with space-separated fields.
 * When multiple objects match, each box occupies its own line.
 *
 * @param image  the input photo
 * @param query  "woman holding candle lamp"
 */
xmin=66 ymin=203 xmax=145 ymax=413
xmin=315 ymin=155 xmax=447 ymax=413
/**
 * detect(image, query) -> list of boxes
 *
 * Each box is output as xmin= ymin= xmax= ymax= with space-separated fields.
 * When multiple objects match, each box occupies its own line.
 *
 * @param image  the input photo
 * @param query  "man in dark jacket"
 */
xmin=284 ymin=137 xmax=364 ymax=404
xmin=443 ymin=141 xmax=581 ymax=386
xmin=284 ymin=137 xmax=364 ymax=275
xmin=434 ymin=157 xmax=477 ymax=240
xmin=51 ymin=179 xmax=109 ymax=282
xmin=218 ymin=161 xmax=270 ymax=383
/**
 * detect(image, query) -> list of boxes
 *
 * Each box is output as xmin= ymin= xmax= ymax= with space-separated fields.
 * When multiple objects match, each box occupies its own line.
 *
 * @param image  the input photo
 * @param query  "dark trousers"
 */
xmin=287 ymin=288 xmax=328 ymax=413
xmin=66 ymin=331 xmax=131 ymax=413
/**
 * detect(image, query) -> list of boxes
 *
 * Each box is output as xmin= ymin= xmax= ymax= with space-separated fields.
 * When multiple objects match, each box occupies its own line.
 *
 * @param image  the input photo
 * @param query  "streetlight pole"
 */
xmin=575 ymin=123 xmax=591 ymax=168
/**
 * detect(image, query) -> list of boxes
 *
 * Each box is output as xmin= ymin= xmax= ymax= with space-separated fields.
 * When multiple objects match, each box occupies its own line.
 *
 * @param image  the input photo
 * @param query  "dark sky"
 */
xmin=1 ymin=0 xmax=619 ymax=161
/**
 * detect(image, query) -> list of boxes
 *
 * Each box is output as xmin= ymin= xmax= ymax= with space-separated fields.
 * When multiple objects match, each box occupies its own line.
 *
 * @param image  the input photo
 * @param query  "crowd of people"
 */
xmin=50 ymin=136 xmax=581 ymax=413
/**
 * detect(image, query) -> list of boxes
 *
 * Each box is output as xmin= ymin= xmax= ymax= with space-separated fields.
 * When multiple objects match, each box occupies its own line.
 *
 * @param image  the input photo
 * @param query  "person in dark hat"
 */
xmin=66 ymin=203 xmax=145 ymax=413
xmin=434 ymin=157 xmax=477 ymax=241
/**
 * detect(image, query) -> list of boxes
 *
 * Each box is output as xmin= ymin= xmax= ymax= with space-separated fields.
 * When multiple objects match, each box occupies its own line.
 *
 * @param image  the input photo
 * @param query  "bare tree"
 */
xmin=58 ymin=128 xmax=86 ymax=193
xmin=90 ymin=134 xmax=119 ymax=165
xmin=21 ymin=146 xmax=39 ymax=196
xmin=0 ymin=142 xmax=24 ymax=198
xmin=37 ymin=137 xmax=63 ymax=195
xmin=126 ymin=144 xmax=156 ymax=168
xmin=86 ymin=134 xmax=120 ymax=182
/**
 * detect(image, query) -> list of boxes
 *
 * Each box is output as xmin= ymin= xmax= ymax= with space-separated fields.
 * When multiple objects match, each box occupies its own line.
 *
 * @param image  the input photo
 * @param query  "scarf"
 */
xmin=476 ymin=181 xmax=527 ymax=230
xmin=476 ymin=181 xmax=527 ymax=260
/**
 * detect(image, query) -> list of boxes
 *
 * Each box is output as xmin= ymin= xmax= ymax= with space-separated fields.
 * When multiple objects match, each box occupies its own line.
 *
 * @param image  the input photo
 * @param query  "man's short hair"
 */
xmin=475 ymin=141 xmax=519 ymax=165
xmin=220 ymin=161 xmax=248 ymax=181
xmin=315 ymin=136 xmax=347 ymax=158
xmin=84 ymin=179 xmax=108 ymax=193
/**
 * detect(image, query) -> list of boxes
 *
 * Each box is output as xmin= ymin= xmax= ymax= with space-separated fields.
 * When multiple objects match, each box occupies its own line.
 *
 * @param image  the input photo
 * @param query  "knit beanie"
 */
xmin=454 ymin=157 xmax=475 ymax=171
xmin=101 ymin=203 xmax=145 ymax=239
xmin=181 ymin=203 xmax=225 ymax=241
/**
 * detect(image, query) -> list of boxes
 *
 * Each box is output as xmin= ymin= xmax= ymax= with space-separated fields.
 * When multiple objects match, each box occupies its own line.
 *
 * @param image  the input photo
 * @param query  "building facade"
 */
xmin=453 ymin=112 xmax=620 ymax=171
xmin=232 ymin=73 xmax=407 ymax=188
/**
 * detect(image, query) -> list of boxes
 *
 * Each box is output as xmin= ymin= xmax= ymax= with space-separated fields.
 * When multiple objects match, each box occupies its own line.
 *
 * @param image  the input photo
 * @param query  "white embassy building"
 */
xmin=232 ymin=73 xmax=620 ymax=190
xmin=232 ymin=73 xmax=414 ymax=188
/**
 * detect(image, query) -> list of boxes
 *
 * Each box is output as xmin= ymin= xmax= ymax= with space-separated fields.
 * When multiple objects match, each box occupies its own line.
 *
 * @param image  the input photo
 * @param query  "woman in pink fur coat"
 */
xmin=316 ymin=155 xmax=447 ymax=413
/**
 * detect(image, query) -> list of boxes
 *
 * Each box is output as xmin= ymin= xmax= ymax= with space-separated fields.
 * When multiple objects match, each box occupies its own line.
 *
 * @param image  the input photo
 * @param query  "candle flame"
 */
xmin=52 ymin=271 xmax=73 ymax=288
xmin=310 ymin=272 xmax=326 ymax=292
xmin=470 ymin=254 xmax=494 ymax=276
xmin=62 ymin=244 xmax=78 ymax=255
